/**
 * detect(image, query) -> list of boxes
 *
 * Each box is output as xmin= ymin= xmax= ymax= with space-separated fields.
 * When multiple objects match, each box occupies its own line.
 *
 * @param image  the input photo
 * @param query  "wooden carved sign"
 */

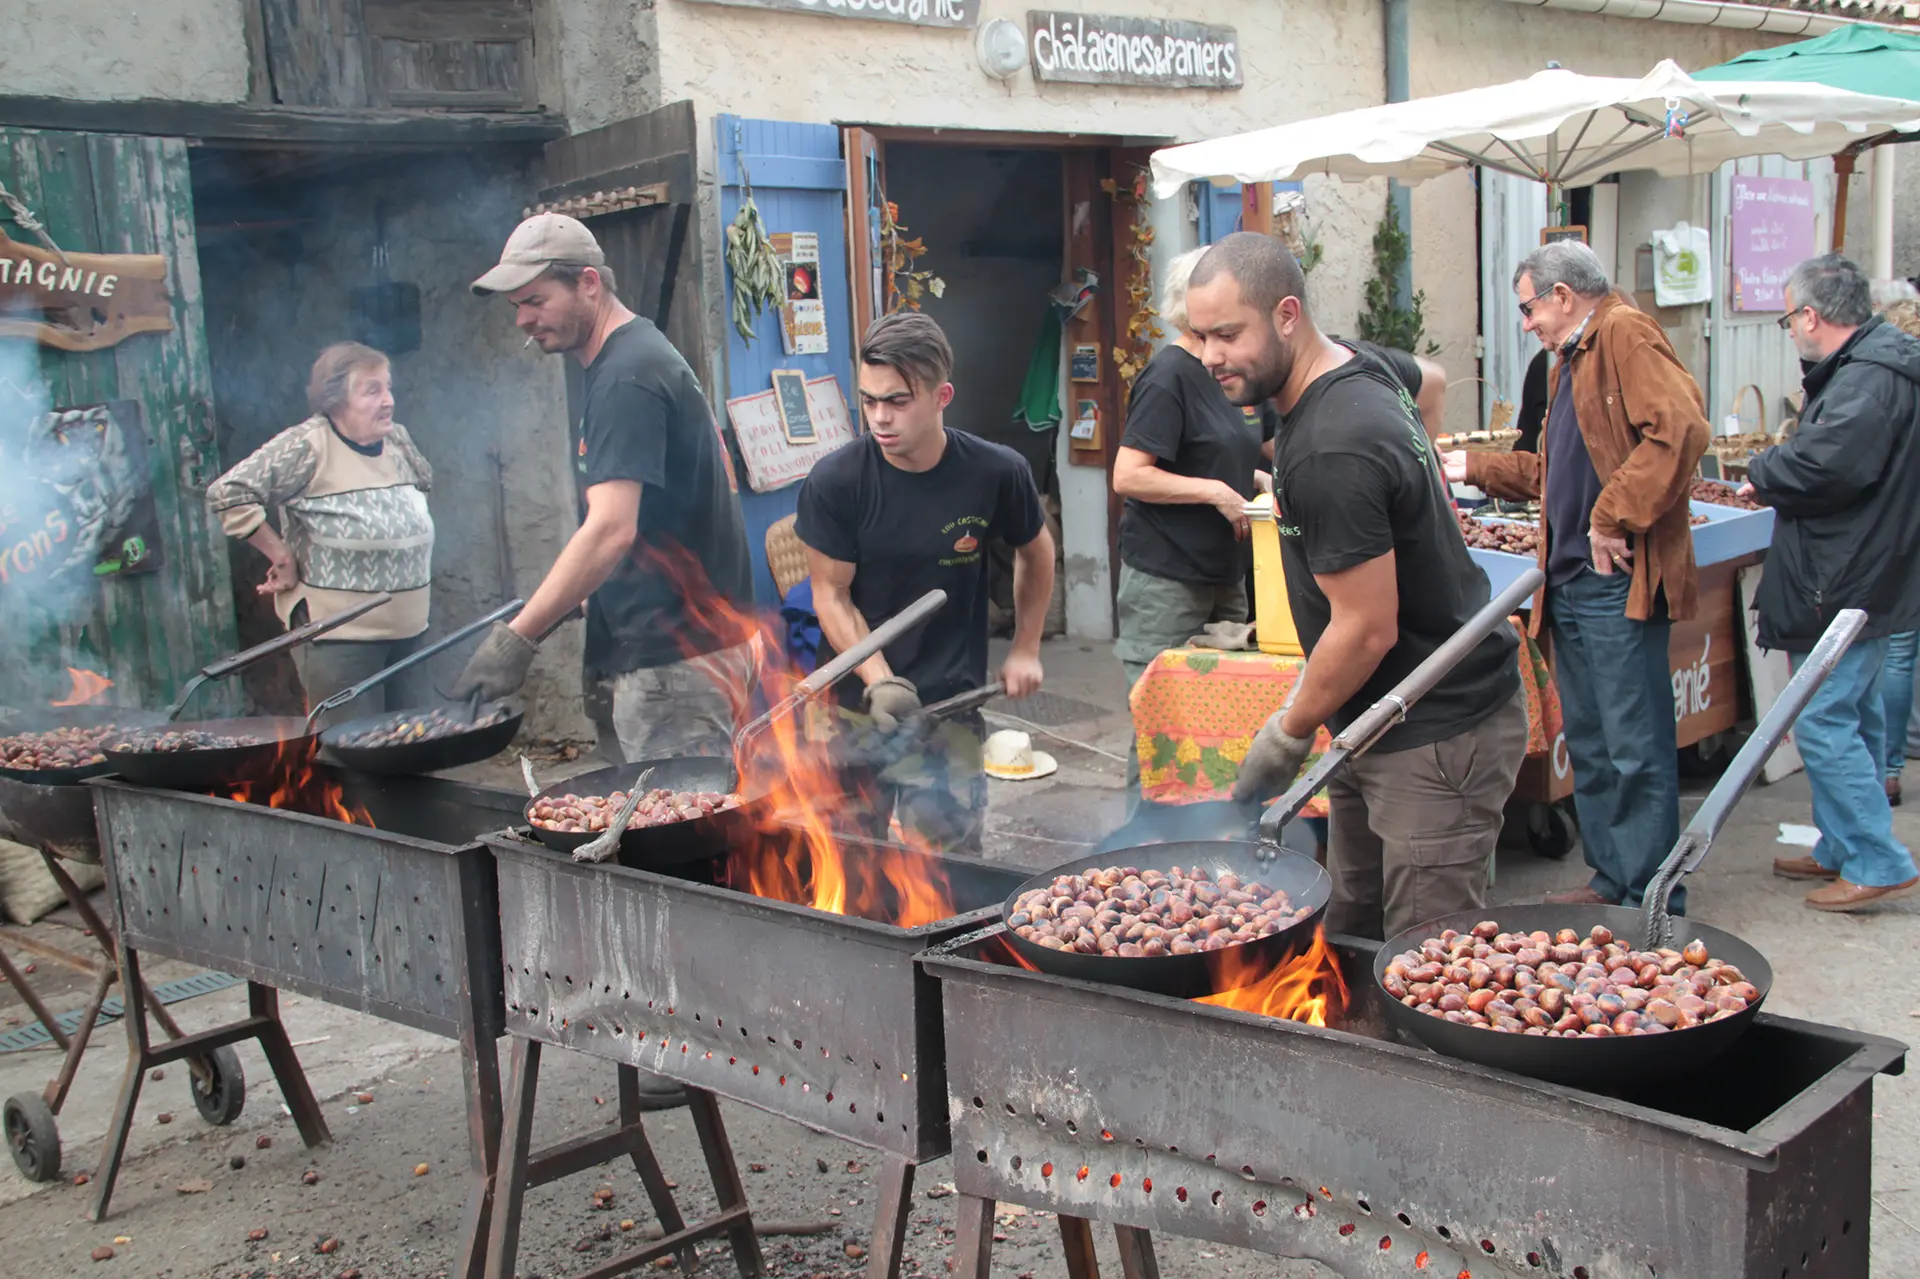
xmin=1028 ymin=11 xmax=1242 ymax=89
xmin=0 ymin=231 xmax=172 ymax=352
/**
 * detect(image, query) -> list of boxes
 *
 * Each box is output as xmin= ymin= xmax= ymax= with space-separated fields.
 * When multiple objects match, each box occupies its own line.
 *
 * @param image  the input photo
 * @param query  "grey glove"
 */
xmin=1231 ymin=711 xmax=1315 ymax=803
xmin=862 ymin=676 xmax=921 ymax=733
xmin=452 ymin=622 xmax=538 ymax=701
xmin=1187 ymin=621 xmax=1255 ymax=651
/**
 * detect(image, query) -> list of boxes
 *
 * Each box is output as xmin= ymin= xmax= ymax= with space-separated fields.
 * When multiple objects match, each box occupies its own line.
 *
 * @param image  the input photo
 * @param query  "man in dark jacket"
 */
xmin=1745 ymin=253 xmax=1920 ymax=912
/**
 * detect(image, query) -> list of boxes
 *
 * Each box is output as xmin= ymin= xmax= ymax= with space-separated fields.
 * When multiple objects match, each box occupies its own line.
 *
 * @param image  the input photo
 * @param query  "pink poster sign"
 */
xmin=1729 ymin=175 xmax=1816 ymax=313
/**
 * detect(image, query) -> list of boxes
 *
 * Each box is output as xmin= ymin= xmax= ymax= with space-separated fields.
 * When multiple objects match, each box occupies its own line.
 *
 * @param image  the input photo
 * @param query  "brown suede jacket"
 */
xmin=1467 ymin=293 xmax=1709 ymax=632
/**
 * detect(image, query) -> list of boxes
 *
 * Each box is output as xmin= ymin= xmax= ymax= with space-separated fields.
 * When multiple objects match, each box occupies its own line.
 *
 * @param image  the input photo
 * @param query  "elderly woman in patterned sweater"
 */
xmin=208 ymin=341 xmax=436 ymax=716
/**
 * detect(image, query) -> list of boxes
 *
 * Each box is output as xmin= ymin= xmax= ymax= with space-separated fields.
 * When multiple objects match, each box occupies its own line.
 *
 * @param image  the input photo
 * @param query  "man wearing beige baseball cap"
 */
xmin=459 ymin=213 xmax=756 ymax=779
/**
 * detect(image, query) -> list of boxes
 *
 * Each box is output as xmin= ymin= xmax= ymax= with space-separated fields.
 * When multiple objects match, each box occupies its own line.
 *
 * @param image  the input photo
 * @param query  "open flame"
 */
xmin=50 ymin=667 xmax=113 ymax=706
xmin=1196 ymin=927 xmax=1348 ymax=1028
xmin=638 ymin=542 xmax=958 ymax=928
xmin=224 ymin=737 xmax=373 ymax=826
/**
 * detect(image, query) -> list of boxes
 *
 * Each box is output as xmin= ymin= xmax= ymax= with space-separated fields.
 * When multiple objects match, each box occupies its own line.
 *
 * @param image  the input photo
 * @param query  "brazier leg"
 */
xmin=1058 ymin=1215 xmax=1102 ymax=1279
xmin=950 ymin=1194 xmax=996 ymax=1279
xmin=482 ymin=1038 xmax=542 ymax=1279
xmin=619 ymin=1065 xmax=700 ymax=1275
xmin=685 ymin=1087 xmax=765 ymax=1277
xmin=1113 ymin=1225 xmax=1159 ymax=1279
xmin=866 ymin=1156 xmax=916 ymax=1279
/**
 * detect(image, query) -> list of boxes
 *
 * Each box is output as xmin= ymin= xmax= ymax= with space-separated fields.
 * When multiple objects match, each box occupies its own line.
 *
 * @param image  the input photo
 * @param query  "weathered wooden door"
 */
xmin=536 ymin=101 xmax=707 ymax=380
xmin=0 ymin=129 xmax=238 ymax=709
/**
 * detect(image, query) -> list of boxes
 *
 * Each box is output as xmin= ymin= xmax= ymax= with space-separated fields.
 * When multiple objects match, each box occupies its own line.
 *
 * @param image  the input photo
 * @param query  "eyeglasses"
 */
xmin=1777 ymin=305 xmax=1810 ymax=331
xmin=1518 ymin=285 xmax=1558 ymax=319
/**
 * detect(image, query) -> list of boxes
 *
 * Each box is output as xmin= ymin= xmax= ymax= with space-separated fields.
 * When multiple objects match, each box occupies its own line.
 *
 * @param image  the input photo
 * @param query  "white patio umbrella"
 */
xmin=1151 ymin=58 xmax=1920 ymax=197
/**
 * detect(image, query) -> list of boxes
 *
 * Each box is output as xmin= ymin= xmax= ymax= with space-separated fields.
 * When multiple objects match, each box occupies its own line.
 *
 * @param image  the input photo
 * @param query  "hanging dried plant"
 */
xmin=880 ymin=199 xmax=946 ymax=312
xmin=725 ymin=195 xmax=783 ymax=343
xmin=1103 ymin=169 xmax=1161 ymax=386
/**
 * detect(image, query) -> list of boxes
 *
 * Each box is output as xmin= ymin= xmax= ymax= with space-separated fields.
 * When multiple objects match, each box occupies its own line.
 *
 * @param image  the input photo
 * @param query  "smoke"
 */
xmin=0 ymin=335 xmax=90 ymax=694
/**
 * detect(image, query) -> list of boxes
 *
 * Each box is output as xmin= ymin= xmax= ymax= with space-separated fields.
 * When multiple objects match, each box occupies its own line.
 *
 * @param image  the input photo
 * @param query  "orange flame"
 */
xmin=225 ymin=737 xmax=374 ymax=826
xmin=50 ymin=667 xmax=113 ymax=706
xmin=1195 ymin=927 xmax=1348 ymax=1028
xmin=636 ymin=542 xmax=958 ymax=928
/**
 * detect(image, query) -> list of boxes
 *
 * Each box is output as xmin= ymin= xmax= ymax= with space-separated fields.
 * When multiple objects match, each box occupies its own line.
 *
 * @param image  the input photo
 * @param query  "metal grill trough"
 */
xmin=922 ymin=927 xmax=1906 ymax=1279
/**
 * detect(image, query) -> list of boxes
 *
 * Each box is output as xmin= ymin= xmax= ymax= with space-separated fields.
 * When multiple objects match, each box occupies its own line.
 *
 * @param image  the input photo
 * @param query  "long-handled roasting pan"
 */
xmin=1375 ymin=607 xmax=1867 ymax=1087
xmin=39 ymin=595 xmax=393 ymax=791
xmin=315 ymin=600 xmax=528 ymax=775
xmin=523 ymin=588 xmax=950 ymax=868
xmin=1002 ymin=569 xmax=1549 ymax=999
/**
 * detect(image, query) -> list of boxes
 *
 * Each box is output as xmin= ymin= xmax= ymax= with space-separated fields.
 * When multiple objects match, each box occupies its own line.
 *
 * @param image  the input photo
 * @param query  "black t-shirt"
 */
xmin=574 ymin=318 xmax=755 ymax=677
xmin=1117 ymin=344 xmax=1261 ymax=584
xmin=1271 ymin=341 xmax=1518 ymax=751
xmin=795 ymin=429 xmax=1046 ymax=703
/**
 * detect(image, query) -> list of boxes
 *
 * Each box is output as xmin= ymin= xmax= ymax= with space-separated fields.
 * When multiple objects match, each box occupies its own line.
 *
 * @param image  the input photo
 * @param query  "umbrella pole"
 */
xmin=1831 ymin=150 xmax=1855 ymax=254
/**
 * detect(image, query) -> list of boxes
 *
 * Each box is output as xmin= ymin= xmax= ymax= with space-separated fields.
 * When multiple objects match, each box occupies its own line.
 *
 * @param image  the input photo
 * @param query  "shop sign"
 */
xmin=727 ymin=375 xmax=857 ymax=492
xmin=0 ymin=232 xmax=173 ymax=352
xmin=680 ymin=0 xmax=979 ymax=29
xmin=1028 ymin=11 xmax=1241 ymax=89
xmin=1729 ymin=175 xmax=1815 ymax=313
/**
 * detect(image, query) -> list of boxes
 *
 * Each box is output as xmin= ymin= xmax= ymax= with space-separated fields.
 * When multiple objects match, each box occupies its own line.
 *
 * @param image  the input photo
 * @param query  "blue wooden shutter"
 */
xmin=716 ymin=115 xmax=854 ymax=608
xmin=1193 ymin=181 xmax=1304 ymax=244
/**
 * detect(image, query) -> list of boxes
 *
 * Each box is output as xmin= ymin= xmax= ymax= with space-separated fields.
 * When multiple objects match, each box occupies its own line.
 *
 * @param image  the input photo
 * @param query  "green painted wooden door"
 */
xmin=0 ymin=129 xmax=238 ymax=711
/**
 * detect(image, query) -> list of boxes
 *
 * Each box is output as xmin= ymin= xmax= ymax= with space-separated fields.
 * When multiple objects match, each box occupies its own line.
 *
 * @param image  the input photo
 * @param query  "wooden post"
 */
xmin=1240 ymin=181 xmax=1274 ymax=237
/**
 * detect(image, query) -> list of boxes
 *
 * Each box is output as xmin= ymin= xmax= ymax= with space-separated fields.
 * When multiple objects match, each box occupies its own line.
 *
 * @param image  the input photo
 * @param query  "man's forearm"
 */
xmin=1279 ymin=614 xmax=1393 ymax=739
xmin=1010 ymin=543 xmax=1055 ymax=656
xmin=813 ymin=587 xmax=893 ymax=686
xmin=247 ymin=524 xmax=289 ymax=561
xmin=512 ymin=522 xmax=632 ymax=640
xmin=1115 ymin=467 xmax=1239 ymax=507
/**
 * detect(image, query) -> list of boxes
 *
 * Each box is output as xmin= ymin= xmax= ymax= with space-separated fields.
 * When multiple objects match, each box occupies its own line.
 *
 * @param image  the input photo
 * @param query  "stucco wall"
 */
xmin=541 ymin=0 xmax=663 ymax=129
xmin=1407 ymin=0 xmax=1793 ymax=432
xmin=199 ymin=152 xmax=589 ymax=739
xmin=650 ymin=0 xmax=1388 ymax=358
xmin=2 ymin=0 xmax=250 ymax=102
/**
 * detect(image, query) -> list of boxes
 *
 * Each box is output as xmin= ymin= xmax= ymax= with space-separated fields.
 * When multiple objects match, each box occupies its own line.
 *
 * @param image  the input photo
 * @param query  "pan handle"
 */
xmin=305 ymin=598 xmax=525 ymax=731
xmin=733 ymin=588 xmax=947 ymax=756
xmin=1258 ymin=568 xmax=1545 ymax=844
xmin=164 ymin=593 xmax=395 ymax=721
xmin=1640 ymin=607 xmax=1867 ymax=949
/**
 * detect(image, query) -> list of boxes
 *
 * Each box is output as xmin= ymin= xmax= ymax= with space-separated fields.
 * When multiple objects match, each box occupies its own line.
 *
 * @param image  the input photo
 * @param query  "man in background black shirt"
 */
xmin=1187 ymin=232 xmax=1526 ymax=939
xmin=797 ymin=312 xmax=1054 ymax=849
xmin=459 ymin=214 xmax=755 ymax=762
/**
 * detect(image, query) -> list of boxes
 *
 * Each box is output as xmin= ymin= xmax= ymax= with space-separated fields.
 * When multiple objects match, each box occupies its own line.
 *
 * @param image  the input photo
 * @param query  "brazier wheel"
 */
xmin=189 ymin=1047 xmax=246 ymax=1126
xmin=4 ymin=1092 xmax=60 ymax=1182
xmin=1524 ymin=801 xmax=1576 ymax=860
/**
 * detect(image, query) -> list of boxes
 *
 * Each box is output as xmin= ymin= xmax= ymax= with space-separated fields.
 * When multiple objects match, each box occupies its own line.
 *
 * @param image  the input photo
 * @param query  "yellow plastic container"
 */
xmin=1245 ymin=494 xmax=1304 ymax=657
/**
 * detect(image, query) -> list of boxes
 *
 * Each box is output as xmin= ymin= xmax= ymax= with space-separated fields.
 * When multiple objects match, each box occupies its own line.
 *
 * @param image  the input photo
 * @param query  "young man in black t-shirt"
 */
xmin=1186 ymin=232 xmax=1527 ymax=941
xmin=796 ymin=312 xmax=1054 ymax=849
xmin=459 ymin=214 xmax=756 ymax=763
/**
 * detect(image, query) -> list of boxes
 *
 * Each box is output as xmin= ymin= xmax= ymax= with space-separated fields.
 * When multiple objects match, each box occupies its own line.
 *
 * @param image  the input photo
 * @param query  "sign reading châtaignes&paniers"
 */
xmin=1027 ymin=11 xmax=1241 ymax=89
xmin=679 ymin=0 xmax=979 ymax=28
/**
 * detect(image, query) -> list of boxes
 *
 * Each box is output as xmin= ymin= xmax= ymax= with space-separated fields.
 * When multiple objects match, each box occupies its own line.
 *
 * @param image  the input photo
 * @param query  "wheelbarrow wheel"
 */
xmin=189 ymin=1047 xmax=246 ymax=1126
xmin=4 ymin=1092 xmax=61 ymax=1182
xmin=1524 ymin=801 xmax=1576 ymax=860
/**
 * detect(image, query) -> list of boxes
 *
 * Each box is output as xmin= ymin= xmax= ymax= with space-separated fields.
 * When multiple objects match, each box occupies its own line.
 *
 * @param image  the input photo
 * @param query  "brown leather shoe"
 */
xmin=1888 ymin=777 xmax=1903 ymax=808
xmin=1805 ymin=877 xmax=1920 ymax=912
xmin=1541 ymin=885 xmax=1620 ymax=906
xmin=1773 ymin=855 xmax=1839 ymax=881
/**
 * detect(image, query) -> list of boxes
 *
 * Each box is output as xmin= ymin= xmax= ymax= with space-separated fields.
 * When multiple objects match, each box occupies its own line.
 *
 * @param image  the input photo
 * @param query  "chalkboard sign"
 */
xmin=1541 ymin=225 xmax=1587 ymax=245
xmin=770 ymin=369 xmax=817 ymax=444
xmin=1729 ymin=175 xmax=1815 ymax=313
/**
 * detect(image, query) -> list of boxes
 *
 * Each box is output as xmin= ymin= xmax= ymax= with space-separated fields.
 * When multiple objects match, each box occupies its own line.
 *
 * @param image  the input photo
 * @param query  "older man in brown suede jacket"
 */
xmin=1442 ymin=240 xmax=1708 ymax=912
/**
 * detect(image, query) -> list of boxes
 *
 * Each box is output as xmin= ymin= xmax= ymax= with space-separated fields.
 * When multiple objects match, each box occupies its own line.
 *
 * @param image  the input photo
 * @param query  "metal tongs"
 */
xmin=1252 ymin=568 xmax=1548 ymax=855
xmin=304 ymin=598 xmax=525 ymax=730
xmin=1636 ymin=606 xmax=1866 ymax=949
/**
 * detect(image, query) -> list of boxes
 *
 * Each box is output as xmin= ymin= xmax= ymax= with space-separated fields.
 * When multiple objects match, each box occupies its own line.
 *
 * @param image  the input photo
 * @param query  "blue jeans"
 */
xmin=1881 ymin=631 xmax=1916 ymax=779
xmin=1791 ymin=639 xmax=1919 ymax=888
xmin=1547 ymin=569 xmax=1683 ymax=910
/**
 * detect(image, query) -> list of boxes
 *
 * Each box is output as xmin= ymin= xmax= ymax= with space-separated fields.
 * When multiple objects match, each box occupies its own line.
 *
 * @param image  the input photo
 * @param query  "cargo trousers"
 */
xmin=1325 ymin=685 xmax=1529 ymax=941
xmin=588 ymin=640 xmax=760 ymax=764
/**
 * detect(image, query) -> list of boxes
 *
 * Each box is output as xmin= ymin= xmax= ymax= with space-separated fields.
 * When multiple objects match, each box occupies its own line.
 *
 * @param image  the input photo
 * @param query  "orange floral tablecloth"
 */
xmin=1131 ymin=622 xmax=1562 ymax=810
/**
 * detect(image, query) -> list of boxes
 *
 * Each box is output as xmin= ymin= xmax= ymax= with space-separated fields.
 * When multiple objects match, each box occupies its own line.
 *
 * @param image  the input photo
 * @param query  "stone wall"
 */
xmin=198 ymin=149 xmax=590 ymax=738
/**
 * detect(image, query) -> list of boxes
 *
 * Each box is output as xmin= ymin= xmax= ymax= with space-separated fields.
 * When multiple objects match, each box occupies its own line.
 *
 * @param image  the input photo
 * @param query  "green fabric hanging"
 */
xmin=1014 ymin=305 xmax=1064 ymax=432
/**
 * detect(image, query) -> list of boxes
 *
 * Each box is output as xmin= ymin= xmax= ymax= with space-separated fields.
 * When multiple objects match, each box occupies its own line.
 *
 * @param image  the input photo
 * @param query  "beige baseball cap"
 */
xmin=471 ymin=212 xmax=605 ymax=295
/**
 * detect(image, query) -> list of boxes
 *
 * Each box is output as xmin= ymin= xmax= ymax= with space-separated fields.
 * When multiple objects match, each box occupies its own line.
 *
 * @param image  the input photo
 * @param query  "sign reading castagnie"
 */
xmin=680 ymin=0 xmax=979 ymax=28
xmin=1028 ymin=11 xmax=1241 ymax=89
xmin=0 ymin=232 xmax=172 ymax=353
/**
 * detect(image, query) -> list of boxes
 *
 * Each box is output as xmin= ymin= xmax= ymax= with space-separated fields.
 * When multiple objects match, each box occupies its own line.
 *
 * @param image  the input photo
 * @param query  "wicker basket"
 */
xmin=765 ymin=514 xmax=810 ymax=598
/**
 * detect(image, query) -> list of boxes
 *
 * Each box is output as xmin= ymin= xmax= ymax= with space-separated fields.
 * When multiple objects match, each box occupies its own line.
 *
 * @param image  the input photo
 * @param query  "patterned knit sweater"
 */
xmin=208 ymin=415 xmax=434 ymax=641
